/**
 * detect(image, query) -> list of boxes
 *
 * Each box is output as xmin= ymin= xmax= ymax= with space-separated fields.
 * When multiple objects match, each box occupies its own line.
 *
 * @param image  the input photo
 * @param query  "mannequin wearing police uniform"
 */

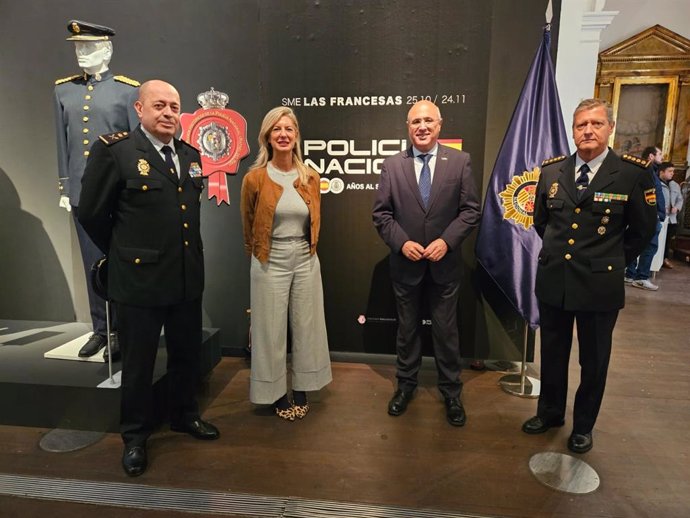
xmin=522 ymin=99 xmax=657 ymax=453
xmin=53 ymin=20 xmax=139 ymax=359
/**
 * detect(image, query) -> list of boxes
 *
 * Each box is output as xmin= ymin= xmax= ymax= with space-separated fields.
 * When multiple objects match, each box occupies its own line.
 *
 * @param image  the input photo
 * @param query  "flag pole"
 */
xmin=497 ymin=0 xmax=552 ymax=399
xmin=475 ymin=4 xmax=566 ymax=399
xmin=499 ymin=321 xmax=540 ymax=398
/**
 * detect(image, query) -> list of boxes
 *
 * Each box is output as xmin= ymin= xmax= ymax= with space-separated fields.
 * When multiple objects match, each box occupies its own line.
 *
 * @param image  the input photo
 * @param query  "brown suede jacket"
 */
xmin=240 ymin=166 xmax=321 ymax=263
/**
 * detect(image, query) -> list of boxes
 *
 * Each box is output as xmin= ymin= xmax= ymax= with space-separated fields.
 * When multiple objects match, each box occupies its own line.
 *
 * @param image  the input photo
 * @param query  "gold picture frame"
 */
xmin=610 ymin=76 xmax=678 ymax=158
xmin=595 ymin=25 xmax=690 ymax=168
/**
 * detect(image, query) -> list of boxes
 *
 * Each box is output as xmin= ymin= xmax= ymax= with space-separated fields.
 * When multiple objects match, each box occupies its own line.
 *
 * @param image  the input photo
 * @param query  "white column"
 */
xmin=556 ymin=0 xmax=618 ymax=150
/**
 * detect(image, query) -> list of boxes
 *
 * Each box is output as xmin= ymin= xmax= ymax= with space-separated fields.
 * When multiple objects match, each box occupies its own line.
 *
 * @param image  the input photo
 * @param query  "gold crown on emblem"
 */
xmin=197 ymin=87 xmax=229 ymax=109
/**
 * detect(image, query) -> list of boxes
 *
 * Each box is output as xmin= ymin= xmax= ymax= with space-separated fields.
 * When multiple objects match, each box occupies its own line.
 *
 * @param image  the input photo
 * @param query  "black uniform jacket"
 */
xmin=372 ymin=145 xmax=481 ymax=285
xmin=78 ymin=126 xmax=205 ymax=307
xmin=534 ymin=150 xmax=656 ymax=312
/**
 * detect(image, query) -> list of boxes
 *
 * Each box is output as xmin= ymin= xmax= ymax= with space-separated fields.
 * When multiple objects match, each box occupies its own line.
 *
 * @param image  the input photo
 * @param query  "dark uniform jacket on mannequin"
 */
xmin=77 ymin=126 xmax=204 ymax=306
xmin=54 ymin=70 xmax=139 ymax=206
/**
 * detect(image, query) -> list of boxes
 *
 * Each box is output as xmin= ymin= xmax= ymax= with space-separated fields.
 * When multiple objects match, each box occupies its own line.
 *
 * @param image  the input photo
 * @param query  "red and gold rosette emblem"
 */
xmin=499 ymin=167 xmax=540 ymax=230
xmin=180 ymin=88 xmax=250 ymax=205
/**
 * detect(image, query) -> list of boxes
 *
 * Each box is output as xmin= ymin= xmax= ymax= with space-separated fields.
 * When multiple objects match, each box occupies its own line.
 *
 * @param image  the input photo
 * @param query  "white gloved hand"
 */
xmin=59 ymin=195 xmax=72 ymax=212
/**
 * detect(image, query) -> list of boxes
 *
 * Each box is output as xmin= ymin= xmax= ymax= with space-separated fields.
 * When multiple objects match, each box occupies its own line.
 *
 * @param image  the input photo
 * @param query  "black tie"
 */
xmin=162 ymin=145 xmax=177 ymax=177
xmin=576 ymin=163 xmax=590 ymax=199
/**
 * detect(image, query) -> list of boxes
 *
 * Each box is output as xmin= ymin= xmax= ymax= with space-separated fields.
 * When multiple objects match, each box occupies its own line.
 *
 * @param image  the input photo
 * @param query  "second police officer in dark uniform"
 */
xmin=53 ymin=20 xmax=139 ymax=358
xmin=522 ymin=99 xmax=657 ymax=454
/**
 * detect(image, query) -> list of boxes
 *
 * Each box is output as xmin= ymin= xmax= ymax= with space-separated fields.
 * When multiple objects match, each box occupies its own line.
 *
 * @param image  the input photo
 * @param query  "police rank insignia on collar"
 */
xmin=548 ymin=182 xmax=559 ymax=198
xmin=137 ymin=159 xmax=150 ymax=176
xmin=99 ymin=131 xmax=129 ymax=145
xmin=189 ymin=162 xmax=202 ymax=178
xmin=622 ymin=154 xmax=651 ymax=168
xmin=644 ymin=188 xmax=657 ymax=206
xmin=542 ymin=155 xmax=567 ymax=166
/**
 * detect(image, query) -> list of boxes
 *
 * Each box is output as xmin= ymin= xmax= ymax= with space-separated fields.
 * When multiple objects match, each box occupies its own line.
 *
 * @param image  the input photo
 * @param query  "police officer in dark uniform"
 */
xmin=53 ymin=20 xmax=139 ymax=358
xmin=79 ymin=80 xmax=219 ymax=477
xmin=522 ymin=99 xmax=657 ymax=453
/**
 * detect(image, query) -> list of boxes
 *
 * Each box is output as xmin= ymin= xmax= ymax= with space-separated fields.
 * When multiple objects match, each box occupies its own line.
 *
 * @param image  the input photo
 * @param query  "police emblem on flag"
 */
xmin=498 ymin=167 xmax=540 ymax=230
xmin=180 ymin=87 xmax=250 ymax=205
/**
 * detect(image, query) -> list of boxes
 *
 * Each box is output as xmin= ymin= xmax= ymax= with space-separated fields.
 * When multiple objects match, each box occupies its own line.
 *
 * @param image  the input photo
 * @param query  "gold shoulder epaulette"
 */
xmin=114 ymin=75 xmax=140 ymax=87
xmin=621 ymin=154 xmax=650 ymax=169
xmin=99 ymin=131 xmax=130 ymax=146
xmin=542 ymin=155 xmax=567 ymax=166
xmin=54 ymin=74 xmax=82 ymax=85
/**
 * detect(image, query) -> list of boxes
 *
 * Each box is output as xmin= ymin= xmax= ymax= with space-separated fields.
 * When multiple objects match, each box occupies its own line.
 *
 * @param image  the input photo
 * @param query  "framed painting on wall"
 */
xmin=610 ymin=76 xmax=678 ymax=158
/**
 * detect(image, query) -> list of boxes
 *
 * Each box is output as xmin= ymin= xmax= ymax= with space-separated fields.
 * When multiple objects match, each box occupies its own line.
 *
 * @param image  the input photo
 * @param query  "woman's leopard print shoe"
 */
xmin=292 ymin=403 xmax=310 ymax=419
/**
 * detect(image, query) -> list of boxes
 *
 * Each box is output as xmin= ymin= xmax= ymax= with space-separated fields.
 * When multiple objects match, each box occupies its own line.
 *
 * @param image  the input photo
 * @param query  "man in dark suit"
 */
xmin=79 ymin=80 xmax=219 ymax=476
xmin=372 ymin=100 xmax=481 ymax=426
xmin=522 ymin=98 xmax=657 ymax=453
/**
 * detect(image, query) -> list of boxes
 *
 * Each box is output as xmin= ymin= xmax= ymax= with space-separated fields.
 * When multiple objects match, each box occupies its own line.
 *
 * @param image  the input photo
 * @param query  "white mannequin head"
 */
xmin=74 ymin=40 xmax=112 ymax=75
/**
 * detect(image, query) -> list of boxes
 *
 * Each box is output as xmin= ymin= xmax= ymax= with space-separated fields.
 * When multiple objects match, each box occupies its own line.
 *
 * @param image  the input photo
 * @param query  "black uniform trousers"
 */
xmin=537 ymin=301 xmax=619 ymax=434
xmin=71 ymin=206 xmax=116 ymax=336
xmin=392 ymin=270 xmax=462 ymax=398
xmin=116 ymin=297 xmax=202 ymax=447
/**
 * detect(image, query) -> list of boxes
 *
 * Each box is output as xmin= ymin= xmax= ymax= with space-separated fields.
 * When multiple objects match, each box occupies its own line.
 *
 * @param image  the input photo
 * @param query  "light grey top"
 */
xmin=661 ymin=179 xmax=684 ymax=224
xmin=267 ymin=162 xmax=309 ymax=239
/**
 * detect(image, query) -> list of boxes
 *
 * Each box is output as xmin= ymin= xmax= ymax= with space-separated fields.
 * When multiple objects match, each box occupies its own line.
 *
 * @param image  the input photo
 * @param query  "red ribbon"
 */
xmin=206 ymin=171 xmax=231 ymax=206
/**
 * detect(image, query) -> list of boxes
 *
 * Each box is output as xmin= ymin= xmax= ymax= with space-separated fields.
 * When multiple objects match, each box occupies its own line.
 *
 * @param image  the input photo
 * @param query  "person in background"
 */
xmin=240 ymin=107 xmax=332 ymax=421
xmin=658 ymin=161 xmax=684 ymax=268
xmin=625 ymin=145 xmax=666 ymax=290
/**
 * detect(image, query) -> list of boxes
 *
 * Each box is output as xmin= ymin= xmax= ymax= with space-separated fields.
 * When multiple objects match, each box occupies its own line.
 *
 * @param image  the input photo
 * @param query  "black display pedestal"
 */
xmin=0 ymin=320 xmax=220 ymax=433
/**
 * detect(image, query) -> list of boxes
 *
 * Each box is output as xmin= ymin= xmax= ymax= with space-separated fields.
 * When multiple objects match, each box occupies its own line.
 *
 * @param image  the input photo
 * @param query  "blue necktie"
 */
xmin=162 ymin=145 xmax=177 ymax=177
xmin=576 ymin=163 xmax=590 ymax=199
xmin=418 ymin=153 xmax=431 ymax=208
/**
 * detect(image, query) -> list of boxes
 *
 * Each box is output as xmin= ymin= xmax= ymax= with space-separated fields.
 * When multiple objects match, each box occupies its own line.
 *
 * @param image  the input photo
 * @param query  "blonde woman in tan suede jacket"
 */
xmin=240 ymin=106 xmax=332 ymax=421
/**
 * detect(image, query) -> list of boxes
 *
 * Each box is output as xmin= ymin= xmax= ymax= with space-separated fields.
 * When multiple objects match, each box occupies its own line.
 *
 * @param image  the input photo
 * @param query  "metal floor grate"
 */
xmin=0 ymin=473 xmax=498 ymax=518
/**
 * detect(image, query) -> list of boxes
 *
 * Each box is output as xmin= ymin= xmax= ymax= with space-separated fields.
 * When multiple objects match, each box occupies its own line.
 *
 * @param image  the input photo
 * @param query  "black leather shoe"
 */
xmin=122 ymin=445 xmax=147 ymax=477
xmin=103 ymin=333 xmax=120 ymax=362
xmin=171 ymin=418 xmax=220 ymax=440
xmin=522 ymin=415 xmax=565 ymax=434
xmin=567 ymin=432 xmax=593 ymax=453
xmin=387 ymin=389 xmax=414 ymax=416
xmin=469 ymin=360 xmax=486 ymax=371
xmin=78 ymin=333 xmax=106 ymax=357
xmin=444 ymin=397 xmax=467 ymax=427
